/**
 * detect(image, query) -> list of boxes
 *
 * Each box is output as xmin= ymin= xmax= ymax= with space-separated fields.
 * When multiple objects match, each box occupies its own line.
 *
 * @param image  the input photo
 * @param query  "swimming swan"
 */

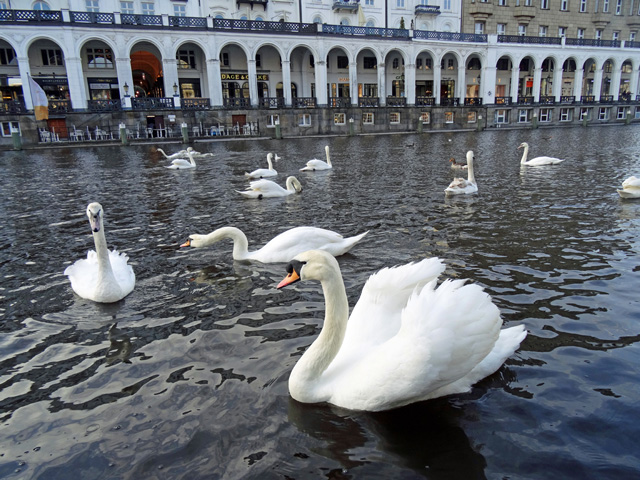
xmin=64 ymin=202 xmax=135 ymax=303
xmin=181 ymin=226 xmax=368 ymax=263
xmin=617 ymin=176 xmax=640 ymax=198
xmin=246 ymin=153 xmax=277 ymax=179
xmin=300 ymin=146 xmax=332 ymax=171
xmin=166 ymin=148 xmax=196 ymax=170
xmin=237 ymin=176 xmax=302 ymax=199
xmin=157 ymin=147 xmax=190 ymax=160
xmin=518 ymin=142 xmax=564 ymax=166
xmin=276 ymin=250 xmax=527 ymax=411
xmin=445 ymin=151 xmax=478 ymax=196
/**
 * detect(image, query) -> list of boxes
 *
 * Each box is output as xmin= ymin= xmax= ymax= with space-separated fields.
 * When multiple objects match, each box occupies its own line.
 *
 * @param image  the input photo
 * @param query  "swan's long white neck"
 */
xmin=520 ymin=145 xmax=529 ymax=164
xmin=325 ymin=147 xmax=332 ymax=167
xmin=187 ymin=151 xmax=196 ymax=166
xmin=92 ymin=221 xmax=117 ymax=283
xmin=467 ymin=153 xmax=476 ymax=184
xmin=286 ymin=177 xmax=299 ymax=192
xmin=266 ymin=154 xmax=273 ymax=170
xmin=289 ymin=268 xmax=349 ymax=402
xmin=203 ymin=227 xmax=252 ymax=260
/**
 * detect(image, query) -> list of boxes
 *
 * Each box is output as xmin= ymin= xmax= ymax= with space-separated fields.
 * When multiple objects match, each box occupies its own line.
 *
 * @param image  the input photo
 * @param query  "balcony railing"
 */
xmin=181 ymin=98 xmax=211 ymax=110
xmin=223 ymin=97 xmax=251 ymax=109
xmin=414 ymin=30 xmax=487 ymax=43
xmin=517 ymin=96 xmax=534 ymax=104
xmin=293 ymin=97 xmax=317 ymax=108
xmin=600 ymin=95 xmax=614 ymax=103
xmin=0 ymin=101 xmax=26 ymax=114
xmin=464 ymin=97 xmax=483 ymax=106
xmin=415 ymin=5 xmax=441 ymax=15
xmin=88 ymin=99 xmax=122 ymax=112
xmin=581 ymin=95 xmax=596 ymax=103
xmin=332 ymin=1 xmax=360 ymax=12
xmin=440 ymin=98 xmax=460 ymax=106
xmin=131 ymin=97 xmax=175 ymax=110
xmin=48 ymin=99 xmax=71 ymax=113
xmin=358 ymin=97 xmax=380 ymax=107
xmin=0 ymin=9 xmax=62 ymax=22
xmin=212 ymin=18 xmax=317 ymax=34
xmin=565 ymin=38 xmax=621 ymax=48
xmin=416 ymin=96 xmax=436 ymax=106
xmin=323 ymin=24 xmax=410 ymax=39
xmin=121 ymin=14 xmax=162 ymax=26
xmin=259 ymin=97 xmax=285 ymax=109
xmin=329 ymin=97 xmax=351 ymax=107
xmin=495 ymin=97 xmax=512 ymax=105
xmin=498 ymin=35 xmax=562 ymax=45
xmin=387 ymin=96 xmax=407 ymax=107
xmin=170 ymin=16 xmax=207 ymax=29
xmin=70 ymin=11 xmax=115 ymax=24
xmin=560 ymin=96 xmax=575 ymax=104
xmin=539 ymin=96 xmax=555 ymax=104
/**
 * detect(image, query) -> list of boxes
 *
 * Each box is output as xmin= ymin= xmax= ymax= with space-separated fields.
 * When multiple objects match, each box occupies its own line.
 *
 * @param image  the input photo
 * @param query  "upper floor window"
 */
xmin=141 ymin=2 xmax=154 ymax=15
xmin=518 ymin=24 xmax=527 ymax=36
xmin=0 ymin=1 xmax=8 ymax=8
xmin=631 ymin=32 xmax=637 ymax=41
xmin=560 ymin=0 xmax=568 ymax=10
xmin=578 ymin=28 xmax=585 ymax=38
xmin=392 ymin=58 xmax=400 ymax=69
xmin=365 ymin=0 xmax=374 ymax=5
xmin=580 ymin=0 xmax=587 ymax=11
xmin=396 ymin=0 xmax=405 ymax=6
xmin=337 ymin=56 xmax=348 ymax=69
xmin=120 ymin=1 xmax=133 ymax=14
xmin=363 ymin=56 xmax=376 ymax=69
xmin=541 ymin=0 xmax=549 ymax=8
xmin=539 ymin=25 xmax=548 ymax=37
xmin=559 ymin=26 xmax=567 ymax=37
xmin=0 ymin=47 xmax=16 ymax=65
xmin=475 ymin=22 xmax=485 ymax=34
xmin=498 ymin=0 xmax=507 ymax=5
xmin=603 ymin=0 xmax=609 ymax=11
xmin=313 ymin=16 xmax=322 ymax=23
xmin=443 ymin=0 xmax=451 ymax=9
xmin=595 ymin=29 xmax=603 ymax=39
xmin=177 ymin=49 xmax=196 ymax=69
xmin=41 ymin=48 xmax=63 ymax=66
xmin=86 ymin=0 xmax=99 ymax=12
xmin=497 ymin=23 xmax=506 ymax=35
xmin=33 ymin=1 xmax=51 ymax=10
xmin=86 ymin=47 xmax=113 ymax=68
xmin=613 ymin=31 xmax=620 ymax=41
xmin=615 ymin=0 xmax=622 ymax=13
xmin=173 ymin=4 xmax=186 ymax=16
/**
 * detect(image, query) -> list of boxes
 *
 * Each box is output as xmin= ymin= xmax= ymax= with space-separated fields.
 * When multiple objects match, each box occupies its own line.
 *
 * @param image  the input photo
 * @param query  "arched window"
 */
xmin=215 ymin=14 xmax=224 ymax=19
xmin=313 ymin=16 xmax=322 ymax=24
xmin=240 ymin=15 xmax=248 ymax=20
xmin=33 ymin=1 xmax=51 ymax=10
xmin=255 ymin=16 xmax=263 ymax=21
xmin=340 ymin=18 xmax=350 ymax=26
xmin=366 ymin=20 xmax=375 ymax=27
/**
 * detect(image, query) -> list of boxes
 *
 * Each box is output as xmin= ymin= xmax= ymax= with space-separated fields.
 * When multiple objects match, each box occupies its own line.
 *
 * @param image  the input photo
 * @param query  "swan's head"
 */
xmin=466 ymin=150 xmax=474 ymax=163
xmin=517 ymin=142 xmax=529 ymax=150
xmin=86 ymin=202 xmax=103 ymax=233
xmin=186 ymin=147 xmax=194 ymax=152
xmin=277 ymin=250 xmax=339 ymax=288
xmin=286 ymin=176 xmax=303 ymax=193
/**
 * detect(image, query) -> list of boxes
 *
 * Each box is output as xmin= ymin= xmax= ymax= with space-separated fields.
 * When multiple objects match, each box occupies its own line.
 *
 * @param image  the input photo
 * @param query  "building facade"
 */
xmin=0 ymin=1 xmax=639 ymax=144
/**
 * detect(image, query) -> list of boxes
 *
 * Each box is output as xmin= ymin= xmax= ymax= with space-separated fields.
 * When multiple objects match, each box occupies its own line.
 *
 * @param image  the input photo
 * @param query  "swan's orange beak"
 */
xmin=277 ymin=270 xmax=300 ymax=289
xmin=180 ymin=239 xmax=191 ymax=248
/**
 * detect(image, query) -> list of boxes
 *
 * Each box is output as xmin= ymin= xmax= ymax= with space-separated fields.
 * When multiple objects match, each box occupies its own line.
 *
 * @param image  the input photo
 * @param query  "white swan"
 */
xmin=300 ymin=146 xmax=332 ymax=171
xmin=245 ymin=153 xmax=277 ymax=179
xmin=445 ymin=150 xmax=478 ymax=196
xmin=449 ymin=157 xmax=468 ymax=170
xmin=166 ymin=148 xmax=196 ymax=169
xmin=274 ymin=154 xmax=282 ymax=161
xmin=617 ymin=175 xmax=640 ymax=198
xmin=181 ymin=226 xmax=368 ymax=263
xmin=237 ymin=176 xmax=302 ymax=199
xmin=276 ymin=250 xmax=527 ymax=411
xmin=518 ymin=142 xmax=564 ymax=166
xmin=157 ymin=147 xmax=190 ymax=160
xmin=64 ymin=203 xmax=135 ymax=303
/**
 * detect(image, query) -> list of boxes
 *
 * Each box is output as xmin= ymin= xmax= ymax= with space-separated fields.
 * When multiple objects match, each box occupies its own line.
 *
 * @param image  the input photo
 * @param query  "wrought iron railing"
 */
xmin=70 ymin=11 xmax=115 ymax=24
xmin=332 ymin=1 xmax=360 ymax=11
xmin=121 ymin=14 xmax=162 ymax=26
xmin=560 ymin=96 xmax=575 ymax=104
xmin=88 ymin=99 xmax=122 ymax=112
xmin=0 ymin=101 xmax=26 ymax=114
xmin=517 ymin=96 xmax=534 ymax=104
xmin=358 ymin=97 xmax=379 ymax=107
xmin=415 ymin=96 xmax=435 ymax=106
xmin=565 ymin=38 xmax=621 ymax=48
xmin=600 ymin=95 xmax=614 ymax=103
xmin=0 ymin=9 xmax=62 ymax=22
xmin=386 ymin=96 xmax=407 ymax=107
xmin=170 ymin=16 xmax=207 ymax=29
xmin=181 ymin=98 xmax=211 ymax=109
xmin=464 ymin=97 xmax=482 ymax=106
xmin=259 ymin=97 xmax=285 ymax=108
xmin=131 ymin=97 xmax=175 ymax=110
xmin=539 ymin=96 xmax=555 ymax=104
xmin=495 ymin=97 xmax=512 ymax=105
xmin=223 ymin=97 xmax=251 ymax=108
xmin=581 ymin=95 xmax=596 ymax=103
xmin=293 ymin=97 xmax=316 ymax=108
xmin=625 ymin=41 xmax=640 ymax=48
xmin=440 ymin=98 xmax=460 ymax=107
xmin=498 ymin=35 xmax=561 ymax=45
xmin=415 ymin=5 xmax=441 ymax=15
xmin=414 ymin=30 xmax=487 ymax=43
xmin=329 ymin=97 xmax=351 ymax=107
xmin=48 ymin=100 xmax=71 ymax=112
xmin=323 ymin=24 xmax=410 ymax=39
xmin=212 ymin=18 xmax=317 ymax=34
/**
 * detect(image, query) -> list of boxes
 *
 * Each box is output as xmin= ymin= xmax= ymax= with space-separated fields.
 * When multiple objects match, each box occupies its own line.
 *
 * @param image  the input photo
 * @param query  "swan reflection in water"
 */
xmin=287 ymin=398 xmax=487 ymax=478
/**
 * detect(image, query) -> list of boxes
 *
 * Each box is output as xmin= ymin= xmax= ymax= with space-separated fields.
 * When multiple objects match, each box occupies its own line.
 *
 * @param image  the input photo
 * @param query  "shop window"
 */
xmin=598 ymin=107 xmax=609 ymax=120
xmin=580 ymin=108 xmax=590 ymax=120
xmin=467 ymin=111 xmax=477 ymax=123
xmin=539 ymin=108 xmax=552 ymax=122
xmin=616 ymin=107 xmax=627 ymax=119
xmin=1 ymin=121 xmax=20 ymax=137
xmin=334 ymin=113 xmax=346 ymax=125
xmin=445 ymin=111 xmax=454 ymax=123
xmin=495 ymin=109 xmax=509 ymax=123
xmin=267 ymin=114 xmax=280 ymax=127
xmin=518 ymin=109 xmax=531 ymax=123
xmin=420 ymin=112 xmax=430 ymax=124
xmin=390 ymin=112 xmax=400 ymax=124
xmin=363 ymin=112 xmax=374 ymax=124
xmin=177 ymin=50 xmax=196 ymax=69
xmin=298 ymin=113 xmax=311 ymax=126
xmin=560 ymin=108 xmax=572 ymax=121
xmin=635 ymin=107 xmax=640 ymax=119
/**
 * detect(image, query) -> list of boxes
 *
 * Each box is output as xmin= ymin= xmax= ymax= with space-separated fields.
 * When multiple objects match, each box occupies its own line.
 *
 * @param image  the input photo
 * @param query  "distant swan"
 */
xmin=617 ymin=176 xmax=640 ymax=198
xmin=181 ymin=226 xmax=368 ymax=263
xmin=449 ymin=157 xmax=468 ymax=170
xmin=246 ymin=153 xmax=277 ymax=179
xmin=157 ymin=147 xmax=191 ymax=160
xmin=64 ymin=202 xmax=135 ymax=303
xmin=300 ymin=146 xmax=332 ymax=171
xmin=276 ymin=250 xmax=527 ymax=411
xmin=166 ymin=149 xmax=196 ymax=169
xmin=518 ymin=142 xmax=564 ymax=166
xmin=445 ymin=151 xmax=477 ymax=196
xmin=237 ymin=176 xmax=302 ymax=199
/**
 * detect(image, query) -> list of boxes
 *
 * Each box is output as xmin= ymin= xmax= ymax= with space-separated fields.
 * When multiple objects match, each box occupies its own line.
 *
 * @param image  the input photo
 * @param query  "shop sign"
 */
xmin=221 ymin=73 xmax=269 ymax=81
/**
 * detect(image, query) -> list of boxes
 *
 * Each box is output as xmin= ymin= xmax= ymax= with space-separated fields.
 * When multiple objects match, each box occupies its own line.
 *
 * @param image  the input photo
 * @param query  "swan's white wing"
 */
xmin=526 ymin=156 xmax=564 ymax=165
xmin=300 ymin=159 xmax=330 ymax=171
xmin=64 ymin=250 xmax=100 ymax=298
xmin=64 ymin=249 xmax=135 ymax=301
xmin=109 ymin=249 xmax=136 ymax=297
xmin=245 ymin=168 xmax=277 ymax=179
xmin=621 ymin=176 xmax=640 ymax=189
xmin=246 ymin=179 xmax=286 ymax=194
